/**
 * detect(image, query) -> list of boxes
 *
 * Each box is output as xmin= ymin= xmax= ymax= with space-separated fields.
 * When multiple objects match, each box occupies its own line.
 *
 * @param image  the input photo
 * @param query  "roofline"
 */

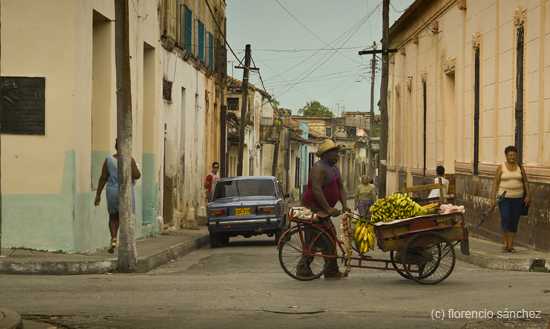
xmin=389 ymin=0 xmax=437 ymax=46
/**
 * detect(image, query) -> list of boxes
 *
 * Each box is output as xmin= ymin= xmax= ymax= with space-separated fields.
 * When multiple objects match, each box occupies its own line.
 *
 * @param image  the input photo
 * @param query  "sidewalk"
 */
xmin=0 ymin=226 xmax=209 ymax=275
xmin=456 ymin=233 xmax=550 ymax=271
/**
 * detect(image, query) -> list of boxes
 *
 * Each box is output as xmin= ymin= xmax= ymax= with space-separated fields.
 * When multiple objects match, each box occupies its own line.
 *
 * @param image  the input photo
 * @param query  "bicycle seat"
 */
xmin=315 ymin=210 xmax=330 ymax=218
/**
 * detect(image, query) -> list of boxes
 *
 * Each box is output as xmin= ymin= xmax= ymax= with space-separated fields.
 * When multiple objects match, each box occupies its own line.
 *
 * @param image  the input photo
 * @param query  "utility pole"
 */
xmin=115 ymin=0 xmax=137 ymax=272
xmin=368 ymin=41 xmax=377 ymax=179
xmin=378 ymin=0 xmax=390 ymax=198
xmin=236 ymin=45 xmax=251 ymax=176
xmin=0 ymin=0 xmax=3 ymax=256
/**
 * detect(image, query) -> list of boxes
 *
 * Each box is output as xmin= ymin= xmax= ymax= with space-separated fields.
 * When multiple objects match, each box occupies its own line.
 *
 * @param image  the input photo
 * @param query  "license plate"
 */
xmin=235 ymin=208 xmax=250 ymax=216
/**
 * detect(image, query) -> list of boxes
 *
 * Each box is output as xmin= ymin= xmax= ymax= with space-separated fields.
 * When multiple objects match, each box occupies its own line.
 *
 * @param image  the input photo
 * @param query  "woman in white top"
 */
xmin=490 ymin=146 xmax=530 ymax=253
xmin=428 ymin=166 xmax=449 ymax=200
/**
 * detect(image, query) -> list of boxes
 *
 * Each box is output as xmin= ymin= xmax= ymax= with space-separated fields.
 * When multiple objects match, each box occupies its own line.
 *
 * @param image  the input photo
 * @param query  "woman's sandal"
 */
xmin=501 ymin=247 xmax=508 ymax=253
xmin=508 ymin=248 xmax=516 ymax=253
xmin=108 ymin=238 xmax=117 ymax=254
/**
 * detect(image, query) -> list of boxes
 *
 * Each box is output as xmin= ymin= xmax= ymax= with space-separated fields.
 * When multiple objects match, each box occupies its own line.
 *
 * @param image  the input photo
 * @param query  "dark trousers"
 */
xmin=297 ymin=202 xmax=339 ymax=276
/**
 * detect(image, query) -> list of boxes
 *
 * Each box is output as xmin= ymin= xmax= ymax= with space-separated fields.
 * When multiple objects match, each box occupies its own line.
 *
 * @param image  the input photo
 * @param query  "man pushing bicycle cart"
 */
xmin=299 ymin=139 xmax=351 ymax=279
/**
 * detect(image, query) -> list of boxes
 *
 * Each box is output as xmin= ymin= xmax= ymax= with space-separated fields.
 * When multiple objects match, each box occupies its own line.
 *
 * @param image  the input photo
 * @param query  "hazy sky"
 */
xmin=225 ymin=0 xmax=416 ymax=115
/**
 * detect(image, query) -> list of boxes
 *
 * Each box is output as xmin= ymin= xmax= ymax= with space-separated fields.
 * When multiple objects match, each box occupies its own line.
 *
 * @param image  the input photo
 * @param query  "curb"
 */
xmin=0 ymin=235 xmax=210 ymax=275
xmin=0 ymin=309 xmax=23 ymax=329
xmin=136 ymin=234 xmax=209 ymax=272
xmin=456 ymin=251 xmax=550 ymax=272
xmin=0 ymin=259 xmax=117 ymax=275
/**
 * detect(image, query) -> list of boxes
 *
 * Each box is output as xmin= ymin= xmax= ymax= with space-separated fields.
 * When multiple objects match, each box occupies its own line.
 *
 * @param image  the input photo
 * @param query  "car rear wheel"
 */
xmin=220 ymin=234 xmax=230 ymax=244
xmin=274 ymin=228 xmax=284 ymax=244
xmin=209 ymin=233 xmax=221 ymax=248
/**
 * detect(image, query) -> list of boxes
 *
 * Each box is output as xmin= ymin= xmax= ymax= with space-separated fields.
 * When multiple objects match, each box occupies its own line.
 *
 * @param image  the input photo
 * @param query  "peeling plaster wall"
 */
xmin=161 ymin=49 xmax=210 ymax=227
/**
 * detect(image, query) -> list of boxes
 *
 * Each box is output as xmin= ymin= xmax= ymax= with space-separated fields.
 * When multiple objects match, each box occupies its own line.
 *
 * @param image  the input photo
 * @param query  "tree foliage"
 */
xmin=298 ymin=101 xmax=333 ymax=117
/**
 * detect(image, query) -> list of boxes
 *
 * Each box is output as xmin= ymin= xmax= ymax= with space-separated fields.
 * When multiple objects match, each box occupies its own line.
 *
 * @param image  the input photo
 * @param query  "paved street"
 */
xmin=1 ymin=208 xmax=549 ymax=329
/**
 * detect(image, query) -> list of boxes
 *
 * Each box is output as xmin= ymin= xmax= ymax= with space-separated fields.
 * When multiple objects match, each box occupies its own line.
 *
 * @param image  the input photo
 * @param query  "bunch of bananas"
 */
xmin=370 ymin=193 xmax=422 ymax=223
xmin=354 ymin=221 xmax=376 ymax=254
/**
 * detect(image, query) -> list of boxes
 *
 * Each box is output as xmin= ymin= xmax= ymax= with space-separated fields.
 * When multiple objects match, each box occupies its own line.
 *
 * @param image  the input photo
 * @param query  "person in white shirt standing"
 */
xmin=204 ymin=162 xmax=220 ymax=203
xmin=428 ymin=166 xmax=449 ymax=201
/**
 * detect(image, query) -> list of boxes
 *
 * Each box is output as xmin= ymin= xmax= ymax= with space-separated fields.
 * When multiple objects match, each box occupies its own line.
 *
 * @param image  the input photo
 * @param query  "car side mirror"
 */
xmin=284 ymin=193 xmax=291 ymax=199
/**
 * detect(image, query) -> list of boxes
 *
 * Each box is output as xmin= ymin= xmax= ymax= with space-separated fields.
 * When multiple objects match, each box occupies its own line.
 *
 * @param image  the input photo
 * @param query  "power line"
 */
xmin=274 ymin=3 xmax=381 ymax=100
xmin=274 ymin=0 xmax=365 ymax=65
xmin=264 ymin=2 xmax=381 ymax=89
xmin=204 ymin=0 xmax=248 ymax=70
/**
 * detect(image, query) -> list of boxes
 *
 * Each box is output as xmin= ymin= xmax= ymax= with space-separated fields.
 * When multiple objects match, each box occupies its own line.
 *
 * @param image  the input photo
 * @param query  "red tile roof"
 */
xmin=227 ymin=76 xmax=272 ymax=99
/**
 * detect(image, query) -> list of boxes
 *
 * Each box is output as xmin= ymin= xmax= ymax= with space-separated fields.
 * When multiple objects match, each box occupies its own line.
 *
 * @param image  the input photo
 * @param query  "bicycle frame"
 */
xmin=279 ymin=215 xmax=411 ymax=273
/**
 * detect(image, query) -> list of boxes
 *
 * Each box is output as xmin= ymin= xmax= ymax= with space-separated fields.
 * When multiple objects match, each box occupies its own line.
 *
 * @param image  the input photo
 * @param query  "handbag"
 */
xmin=518 ymin=163 xmax=529 ymax=216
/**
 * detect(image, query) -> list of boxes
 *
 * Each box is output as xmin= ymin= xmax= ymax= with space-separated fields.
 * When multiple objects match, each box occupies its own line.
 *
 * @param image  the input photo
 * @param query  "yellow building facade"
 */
xmin=1 ymin=0 xmax=161 ymax=252
xmin=388 ymin=0 xmax=549 ymax=251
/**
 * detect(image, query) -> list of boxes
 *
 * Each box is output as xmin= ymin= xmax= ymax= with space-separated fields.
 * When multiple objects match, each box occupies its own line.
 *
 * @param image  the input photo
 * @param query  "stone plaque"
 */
xmin=1 ymin=77 xmax=45 ymax=135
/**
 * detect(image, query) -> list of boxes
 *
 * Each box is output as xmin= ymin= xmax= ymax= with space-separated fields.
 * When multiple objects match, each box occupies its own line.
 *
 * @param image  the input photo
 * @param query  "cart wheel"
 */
xmin=278 ymin=227 xmax=334 ymax=281
xmin=402 ymin=232 xmax=455 ymax=285
xmin=390 ymin=250 xmax=410 ymax=280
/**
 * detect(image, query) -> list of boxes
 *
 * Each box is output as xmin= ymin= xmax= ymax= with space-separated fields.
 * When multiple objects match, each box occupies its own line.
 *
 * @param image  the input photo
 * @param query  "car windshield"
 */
xmin=213 ymin=179 xmax=277 ymax=200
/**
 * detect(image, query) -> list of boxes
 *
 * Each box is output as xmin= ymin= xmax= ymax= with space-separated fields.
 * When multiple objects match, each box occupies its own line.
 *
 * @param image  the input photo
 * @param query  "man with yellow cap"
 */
xmin=300 ymin=139 xmax=351 ymax=279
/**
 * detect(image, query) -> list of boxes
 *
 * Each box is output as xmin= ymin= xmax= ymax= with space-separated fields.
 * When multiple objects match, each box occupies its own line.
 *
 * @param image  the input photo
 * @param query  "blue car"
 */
xmin=207 ymin=176 xmax=290 ymax=248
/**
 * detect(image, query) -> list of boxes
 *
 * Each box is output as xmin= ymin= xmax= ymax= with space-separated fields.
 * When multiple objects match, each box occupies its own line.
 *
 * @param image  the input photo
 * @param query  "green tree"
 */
xmin=269 ymin=98 xmax=280 ymax=112
xmin=298 ymin=101 xmax=333 ymax=117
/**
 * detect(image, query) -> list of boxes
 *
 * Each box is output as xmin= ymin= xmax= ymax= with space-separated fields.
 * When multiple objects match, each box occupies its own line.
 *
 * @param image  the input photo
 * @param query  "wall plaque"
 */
xmin=1 ymin=77 xmax=45 ymax=135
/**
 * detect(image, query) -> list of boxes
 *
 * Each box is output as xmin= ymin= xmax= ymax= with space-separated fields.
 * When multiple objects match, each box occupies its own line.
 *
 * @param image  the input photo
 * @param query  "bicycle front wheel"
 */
xmin=278 ymin=227 xmax=335 ymax=281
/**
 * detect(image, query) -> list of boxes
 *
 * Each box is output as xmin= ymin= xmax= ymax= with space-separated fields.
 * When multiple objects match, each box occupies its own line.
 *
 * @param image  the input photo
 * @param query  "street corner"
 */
xmin=0 ymin=309 xmax=23 ymax=329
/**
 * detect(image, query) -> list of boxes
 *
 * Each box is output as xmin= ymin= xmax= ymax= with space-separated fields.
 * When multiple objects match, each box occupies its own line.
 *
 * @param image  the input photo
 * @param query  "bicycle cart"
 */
xmin=277 ymin=184 xmax=468 ymax=285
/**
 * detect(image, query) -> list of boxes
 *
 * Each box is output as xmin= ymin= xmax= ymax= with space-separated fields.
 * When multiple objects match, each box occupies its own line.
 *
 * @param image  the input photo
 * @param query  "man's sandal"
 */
xmin=501 ymin=248 xmax=508 ymax=253
xmin=508 ymin=248 xmax=516 ymax=253
xmin=108 ymin=239 xmax=117 ymax=254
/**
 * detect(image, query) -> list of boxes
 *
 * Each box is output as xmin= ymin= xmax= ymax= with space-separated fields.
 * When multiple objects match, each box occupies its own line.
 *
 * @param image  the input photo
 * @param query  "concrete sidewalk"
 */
xmin=0 ymin=226 xmax=209 ymax=275
xmin=457 ymin=233 xmax=550 ymax=271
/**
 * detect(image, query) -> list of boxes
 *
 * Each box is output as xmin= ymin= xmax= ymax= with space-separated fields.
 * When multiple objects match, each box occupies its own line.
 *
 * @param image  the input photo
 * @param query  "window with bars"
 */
xmin=198 ymin=20 xmax=205 ymax=61
xmin=422 ymin=81 xmax=427 ymax=176
xmin=515 ymin=27 xmax=524 ymax=164
xmin=308 ymin=153 xmax=315 ymax=173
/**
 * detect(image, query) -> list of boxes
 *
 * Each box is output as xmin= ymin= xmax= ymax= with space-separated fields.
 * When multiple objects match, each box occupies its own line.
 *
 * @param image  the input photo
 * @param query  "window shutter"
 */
xmin=198 ymin=20 xmax=205 ymax=61
xmin=208 ymin=32 xmax=214 ymax=70
xmin=184 ymin=5 xmax=192 ymax=52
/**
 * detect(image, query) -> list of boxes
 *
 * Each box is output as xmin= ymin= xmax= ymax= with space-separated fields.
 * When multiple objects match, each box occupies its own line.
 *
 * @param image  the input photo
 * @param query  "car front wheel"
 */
xmin=210 ymin=233 xmax=221 ymax=248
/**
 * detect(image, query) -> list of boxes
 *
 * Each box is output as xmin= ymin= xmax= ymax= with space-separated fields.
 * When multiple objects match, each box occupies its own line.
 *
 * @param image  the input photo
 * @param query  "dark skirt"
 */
xmin=358 ymin=199 xmax=374 ymax=220
xmin=499 ymin=197 xmax=523 ymax=233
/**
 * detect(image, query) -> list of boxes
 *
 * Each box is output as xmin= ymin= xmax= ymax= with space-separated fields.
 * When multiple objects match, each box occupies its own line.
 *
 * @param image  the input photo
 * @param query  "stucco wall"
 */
xmin=388 ymin=0 xmax=550 ymax=251
xmin=1 ymin=0 xmax=160 ymax=253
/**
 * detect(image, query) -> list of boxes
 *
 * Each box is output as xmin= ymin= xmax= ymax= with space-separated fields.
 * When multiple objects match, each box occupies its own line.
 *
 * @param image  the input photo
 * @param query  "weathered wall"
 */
xmin=2 ymin=0 xmax=160 ymax=252
xmin=388 ymin=0 xmax=550 ymax=251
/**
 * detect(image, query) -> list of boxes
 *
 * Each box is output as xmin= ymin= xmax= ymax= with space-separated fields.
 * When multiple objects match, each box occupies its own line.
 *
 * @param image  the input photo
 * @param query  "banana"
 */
xmin=367 ymin=233 xmax=374 ymax=251
xmin=354 ymin=222 xmax=363 ymax=240
xmin=367 ymin=224 xmax=374 ymax=234
xmin=362 ymin=226 xmax=369 ymax=241
xmin=360 ymin=240 xmax=366 ymax=254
